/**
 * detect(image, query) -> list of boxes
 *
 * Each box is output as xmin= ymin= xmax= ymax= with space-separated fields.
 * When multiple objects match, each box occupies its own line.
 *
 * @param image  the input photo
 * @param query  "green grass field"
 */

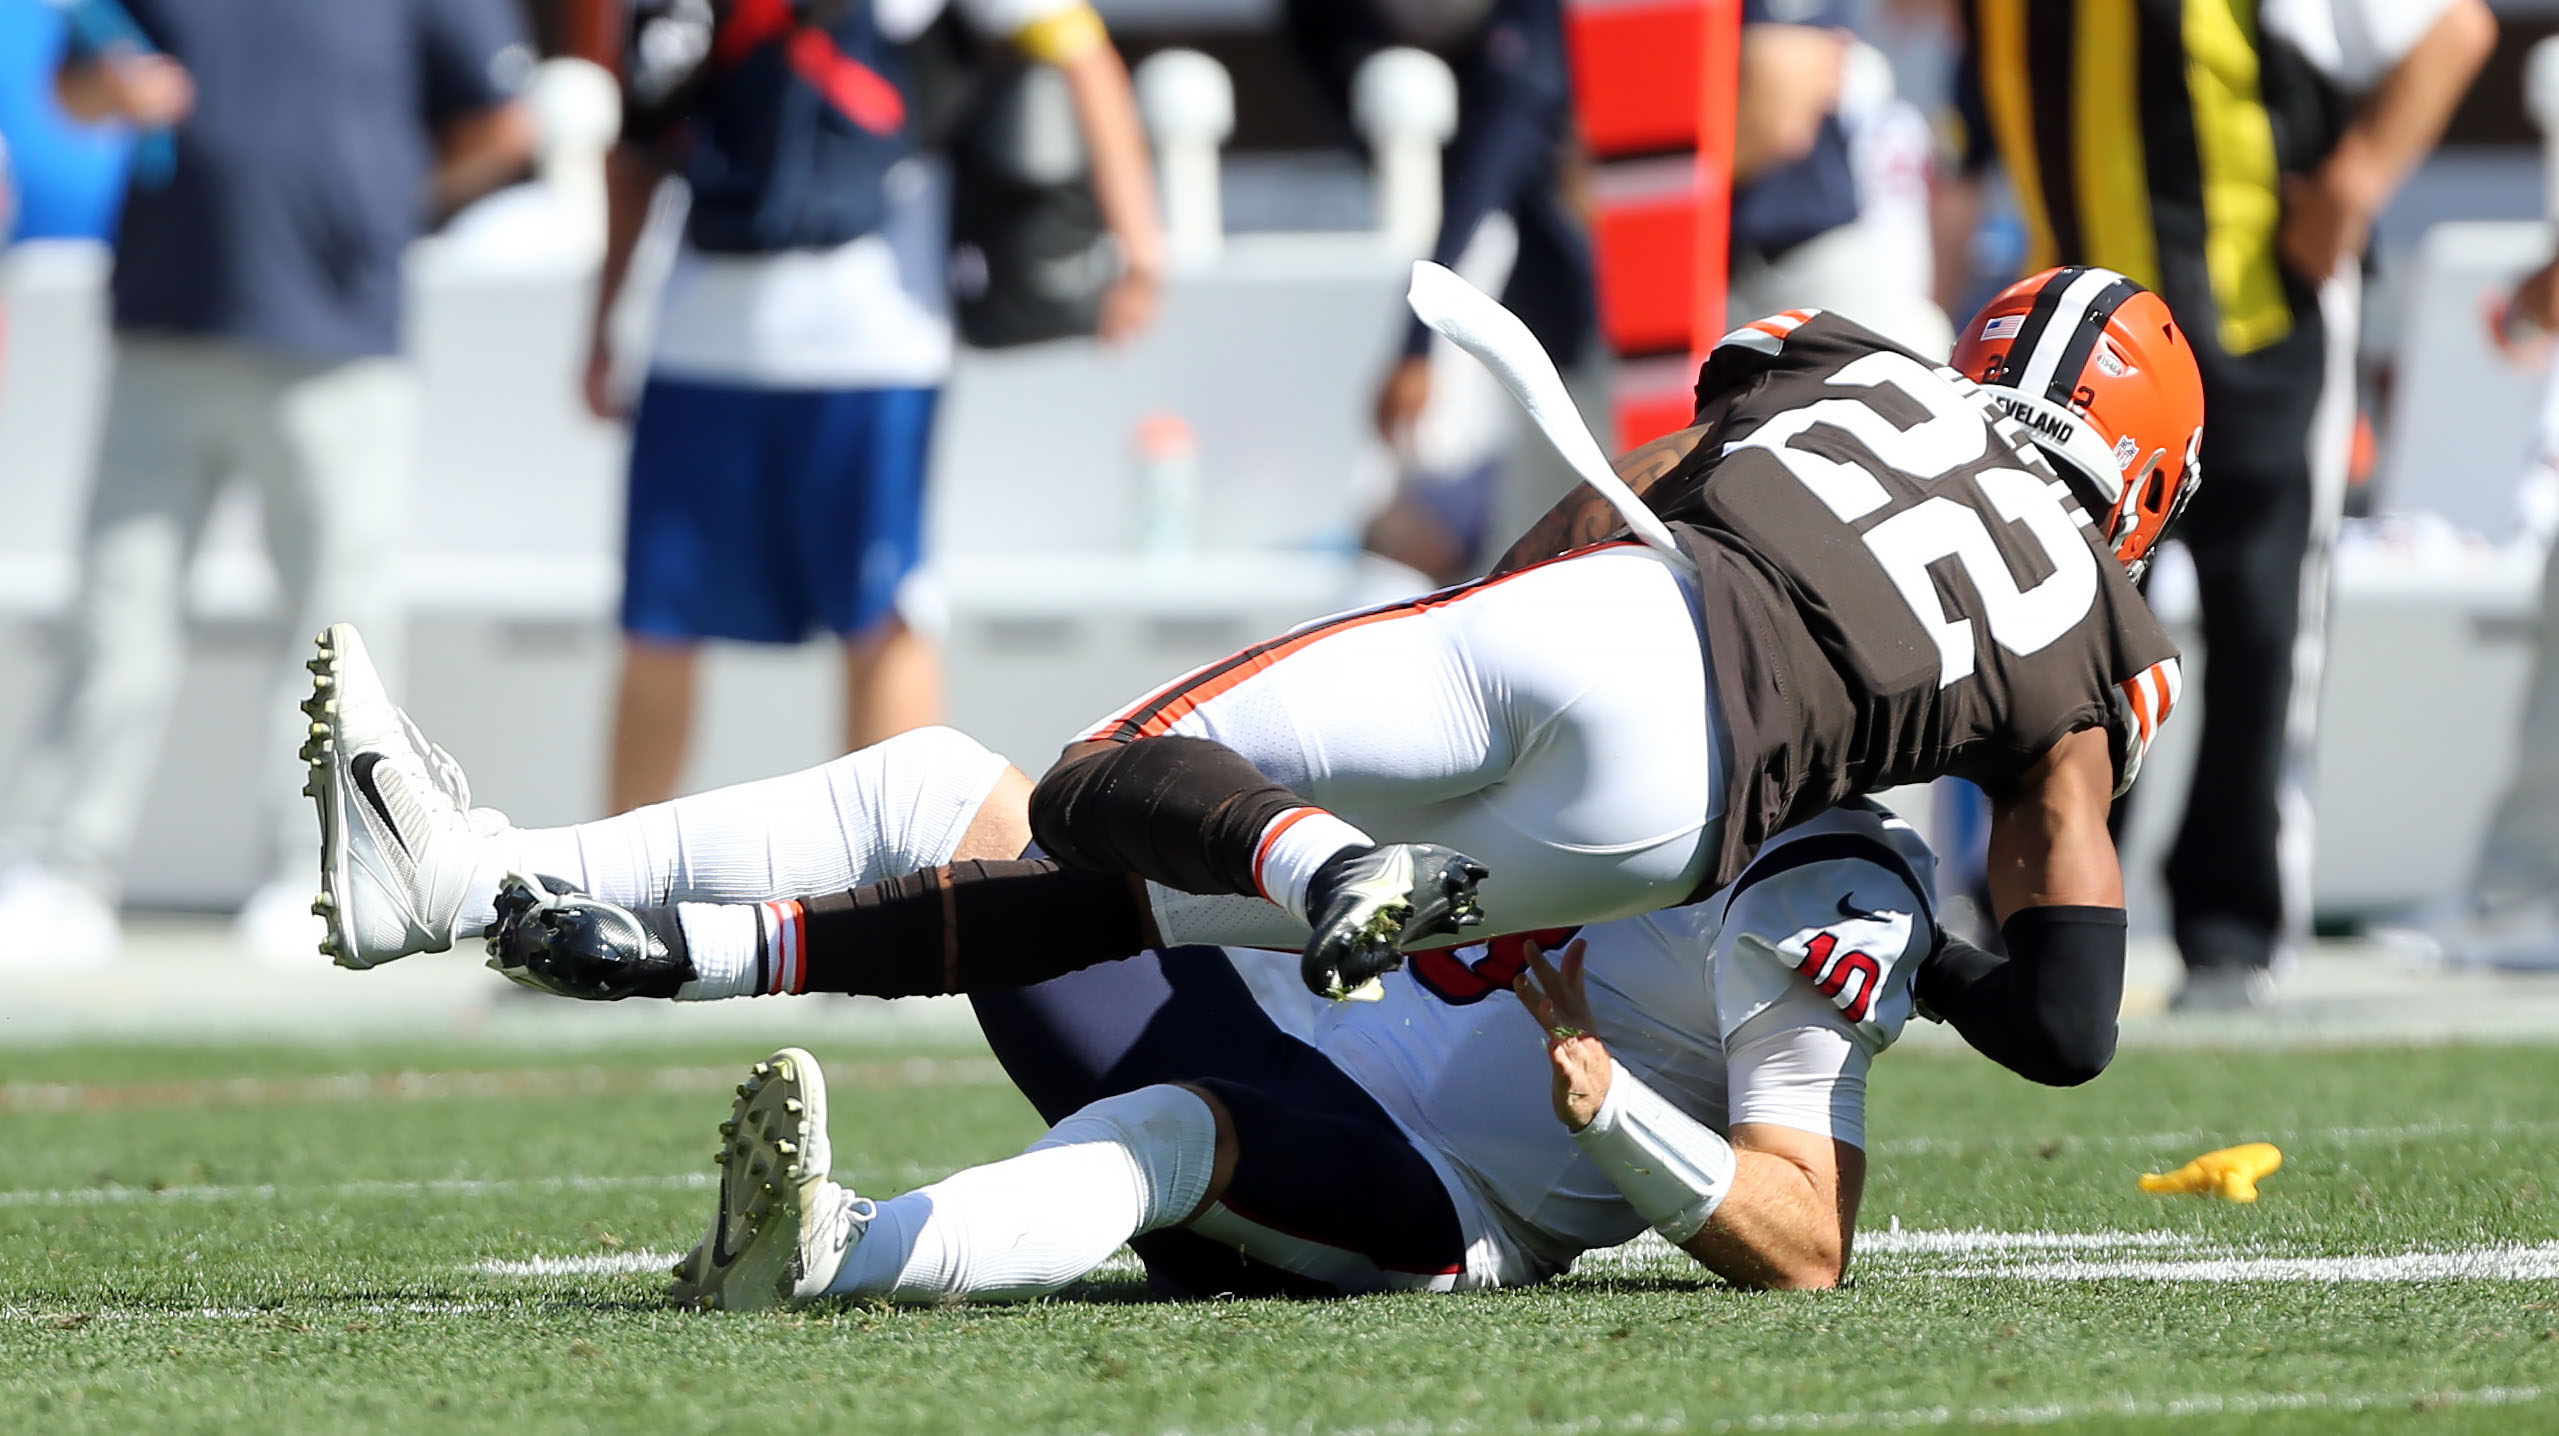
xmin=4 ymin=1032 xmax=2558 ymax=1434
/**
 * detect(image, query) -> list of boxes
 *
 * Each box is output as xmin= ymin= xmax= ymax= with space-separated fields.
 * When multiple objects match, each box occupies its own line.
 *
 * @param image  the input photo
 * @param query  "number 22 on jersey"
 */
xmin=1732 ymin=351 xmax=2102 ymax=688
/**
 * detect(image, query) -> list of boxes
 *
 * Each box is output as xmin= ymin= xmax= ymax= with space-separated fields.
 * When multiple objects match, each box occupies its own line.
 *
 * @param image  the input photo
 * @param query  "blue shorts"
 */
xmin=620 ymin=377 xmax=939 ymax=644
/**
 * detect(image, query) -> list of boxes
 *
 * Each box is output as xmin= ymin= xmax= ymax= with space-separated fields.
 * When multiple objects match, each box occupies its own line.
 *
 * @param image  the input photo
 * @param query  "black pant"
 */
xmin=970 ymin=947 xmax=1468 ymax=1298
xmin=2143 ymin=259 xmax=2345 ymax=972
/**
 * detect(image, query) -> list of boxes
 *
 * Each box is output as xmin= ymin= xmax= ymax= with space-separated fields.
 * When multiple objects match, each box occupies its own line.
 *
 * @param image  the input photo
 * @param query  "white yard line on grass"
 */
xmin=1697 ymin=1383 xmax=2557 ymax=1432
xmin=1573 ymin=1228 xmax=2208 ymax=1277
xmin=470 ymin=1250 xmax=684 ymax=1278
xmin=0 ymin=1300 xmax=528 ymax=1324
xmin=1855 ymin=1226 xmax=2198 ymax=1255
xmin=0 ymin=1056 xmax=1007 ymax=1113
xmin=1874 ymin=1114 xmax=2559 ymax=1158
xmin=0 ymin=1172 xmax=714 ymax=1207
xmin=1936 ymin=1241 xmax=2559 ymax=1283
xmin=1146 ymin=1382 xmax=2557 ymax=1434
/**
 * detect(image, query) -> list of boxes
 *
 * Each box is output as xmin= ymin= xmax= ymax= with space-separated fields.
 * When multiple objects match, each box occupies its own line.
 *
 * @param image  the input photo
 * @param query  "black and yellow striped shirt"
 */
xmin=1955 ymin=1 xmax=2346 ymax=356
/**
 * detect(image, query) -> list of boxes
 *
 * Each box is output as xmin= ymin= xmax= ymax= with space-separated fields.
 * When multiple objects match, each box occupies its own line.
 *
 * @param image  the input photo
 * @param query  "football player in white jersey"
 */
xmin=670 ymin=798 xmax=1936 ymax=1307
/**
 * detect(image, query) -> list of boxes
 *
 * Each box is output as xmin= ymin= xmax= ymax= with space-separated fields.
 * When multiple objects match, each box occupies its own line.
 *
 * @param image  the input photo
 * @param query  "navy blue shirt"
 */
xmin=66 ymin=0 xmax=528 ymax=359
xmin=1283 ymin=0 xmax=1596 ymax=363
xmin=619 ymin=0 xmax=914 ymax=256
xmin=1730 ymin=0 xmax=1859 ymax=257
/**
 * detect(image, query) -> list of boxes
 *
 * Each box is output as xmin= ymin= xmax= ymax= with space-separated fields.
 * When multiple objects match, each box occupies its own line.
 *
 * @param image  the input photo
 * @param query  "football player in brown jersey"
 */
xmin=306 ymin=269 xmax=2199 ymax=1074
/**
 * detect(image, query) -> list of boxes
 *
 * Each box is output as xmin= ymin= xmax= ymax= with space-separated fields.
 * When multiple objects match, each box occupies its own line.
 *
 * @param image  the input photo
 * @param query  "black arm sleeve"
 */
xmin=1915 ymin=905 xmax=2126 ymax=1087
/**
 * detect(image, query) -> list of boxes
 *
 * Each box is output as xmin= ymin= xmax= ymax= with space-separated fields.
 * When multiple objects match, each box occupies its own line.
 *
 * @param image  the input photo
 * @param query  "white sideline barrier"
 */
xmin=0 ymin=236 xmax=1395 ymax=906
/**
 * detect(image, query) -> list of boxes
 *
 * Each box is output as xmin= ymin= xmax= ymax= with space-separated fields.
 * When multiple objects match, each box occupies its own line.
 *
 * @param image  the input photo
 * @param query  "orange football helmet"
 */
xmin=1951 ymin=266 xmax=2205 ymax=581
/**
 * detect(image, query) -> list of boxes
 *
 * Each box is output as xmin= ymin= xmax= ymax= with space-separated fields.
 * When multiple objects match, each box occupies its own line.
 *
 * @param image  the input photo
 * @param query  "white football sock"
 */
xmin=461 ymin=727 xmax=1012 ymax=934
xmin=825 ymin=1085 xmax=1217 ymax=1303
xmin=671 ymin=901 xmax=759 ymax=1001
xmin=673 ymin=898 xmax=815 ymax=1001
xmin=1252 ymin=808 xmax=1373 ymax=921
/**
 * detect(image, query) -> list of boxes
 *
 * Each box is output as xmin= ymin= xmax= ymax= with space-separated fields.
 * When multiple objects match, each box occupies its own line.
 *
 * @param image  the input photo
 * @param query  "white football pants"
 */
xmin=1086 ymin=543 xmax=1726 ymax=949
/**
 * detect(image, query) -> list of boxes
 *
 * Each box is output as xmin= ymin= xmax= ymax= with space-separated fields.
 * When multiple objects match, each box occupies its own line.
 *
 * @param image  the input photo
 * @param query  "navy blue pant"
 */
xmin=971 ymin=948 xmax=1466 ymax=1297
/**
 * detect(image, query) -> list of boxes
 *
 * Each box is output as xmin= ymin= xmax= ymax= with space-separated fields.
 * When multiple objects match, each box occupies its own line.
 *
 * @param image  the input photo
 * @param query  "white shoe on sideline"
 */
xmin=236 ymin=879 xmax=327 ymax=967
xmin=2170 ymin=965 xmax=2278 ymax=1013
xmin=302 ymin=623 xmax=506 ymax=970
xmin=671 ymin=1047 xmax=870 ymax=1311
xmin=2374 ymin=897 xmax=2559 ymax=972
xmin=0 ymin=865 xmax=121 ymax=973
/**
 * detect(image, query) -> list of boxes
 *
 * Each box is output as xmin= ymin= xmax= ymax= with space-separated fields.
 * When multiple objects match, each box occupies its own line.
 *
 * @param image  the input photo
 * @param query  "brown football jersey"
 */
xmin=1648 ymin=310 xmax=2182 ymax=898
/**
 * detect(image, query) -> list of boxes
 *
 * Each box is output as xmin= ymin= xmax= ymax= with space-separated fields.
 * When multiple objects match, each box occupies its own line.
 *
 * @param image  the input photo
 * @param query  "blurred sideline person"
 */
xmin=586 ymin=0 xmax=1163 ymax=813
xmin=288 ymin=633 xmax=2120 ymax=1306
xmin=1938 ymin=0 xmax=2494 ymax=1008
xmin=1283 ymin=0 xmax=1599 ymax=585
xmin=2399 ymin=255 xmax=2559 ymax=967
xmin=0 ymin=0 xmax=534 ymax=970
xmin=1725 ymin=1 xmax=1950 ymax=359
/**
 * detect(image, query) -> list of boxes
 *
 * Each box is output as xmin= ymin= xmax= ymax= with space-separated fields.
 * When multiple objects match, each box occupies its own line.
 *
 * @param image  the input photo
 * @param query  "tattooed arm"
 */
xmin=1488 ymin=425 xmax=1711 ymax=576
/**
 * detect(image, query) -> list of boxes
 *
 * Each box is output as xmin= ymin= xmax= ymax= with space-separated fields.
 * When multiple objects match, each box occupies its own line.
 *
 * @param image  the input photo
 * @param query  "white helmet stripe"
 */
xmin=2013 ymin=266 xmax=2124 ymax=402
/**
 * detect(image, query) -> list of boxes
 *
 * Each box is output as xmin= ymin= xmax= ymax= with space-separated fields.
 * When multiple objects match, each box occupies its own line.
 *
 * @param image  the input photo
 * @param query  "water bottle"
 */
xmin=1133 ymin=412 xmax=1200 ymax=557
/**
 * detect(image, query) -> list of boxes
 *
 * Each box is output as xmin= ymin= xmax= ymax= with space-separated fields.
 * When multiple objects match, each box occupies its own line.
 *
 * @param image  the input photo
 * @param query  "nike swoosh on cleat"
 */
xmin=350 ymin=751 xmax=410 ymax=858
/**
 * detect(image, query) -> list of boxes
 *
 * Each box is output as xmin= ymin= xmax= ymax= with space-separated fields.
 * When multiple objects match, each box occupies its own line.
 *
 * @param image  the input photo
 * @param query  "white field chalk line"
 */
xmin=0 ymin=1155 xmax=954 ymax=1209
xmin=470 ymin=1250 xmax=683 ymax=1278
xmin=1874 ymin=1114 xmax=2559 ymax=1157
xmin=1939 ymin=1241 xmax=2559 ymax=1283
xmin=1571 ymin=1229 xmax=2214 ymax=1277
xmin=1855 ymin=1226 xmax=2199 ymax=1255
xmin=0 ymin=1056 xmax=1007 ymax=1114
xmin=0 ymin=1300 xmax=529 ymax=1324
xmin=0 ymin=1172 xmax=716 ymax=1208
xmin=1144 ymin=1383 xmax=2557 ymax=1435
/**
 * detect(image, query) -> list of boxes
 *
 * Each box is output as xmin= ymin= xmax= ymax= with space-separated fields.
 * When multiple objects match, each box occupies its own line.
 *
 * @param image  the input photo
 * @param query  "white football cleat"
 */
xmin=671 ymin=1047 xmax=871 ymax=1311
xmin=302 ymin=623 xmax=504 ymax=969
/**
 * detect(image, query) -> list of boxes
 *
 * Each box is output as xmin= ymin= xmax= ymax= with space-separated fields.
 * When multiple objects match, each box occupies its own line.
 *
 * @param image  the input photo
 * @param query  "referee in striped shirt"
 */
xmin=1937 ymin=0 xmax=2494 ymax=1008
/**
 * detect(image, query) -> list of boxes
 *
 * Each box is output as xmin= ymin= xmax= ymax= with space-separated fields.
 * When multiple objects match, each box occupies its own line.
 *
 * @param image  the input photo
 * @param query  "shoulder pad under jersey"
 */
xmin=1711 ymin=802 xmax=1937 ymax=1053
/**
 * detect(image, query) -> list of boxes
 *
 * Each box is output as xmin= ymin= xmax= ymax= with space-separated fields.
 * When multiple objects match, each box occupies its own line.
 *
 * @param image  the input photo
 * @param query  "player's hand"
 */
xmin=101 ymin=52 xmax=195 ymax=128
xmin=2499 ymin=256 xmax=2559 ymax=355
xmin=2278 ymin=148 xmax=2382 ymax=285
xmin=1374 ymin=354 xmax=1433 ymax=447
xmin=1512 ymin=937 xmax=1611 ymax=1130
xmin=1097 ymin=262 xmax=1161 ymax=345
xmin=581 ymin=336 xmax=623 ymax=421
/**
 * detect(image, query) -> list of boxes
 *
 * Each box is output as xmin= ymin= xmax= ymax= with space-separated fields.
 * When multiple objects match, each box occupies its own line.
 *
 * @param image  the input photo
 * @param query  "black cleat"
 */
xmin=484 ymin=873 xmax=695 ymax=1001
xmin=1299 ymin=843 xmax=1489 ymax=1001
